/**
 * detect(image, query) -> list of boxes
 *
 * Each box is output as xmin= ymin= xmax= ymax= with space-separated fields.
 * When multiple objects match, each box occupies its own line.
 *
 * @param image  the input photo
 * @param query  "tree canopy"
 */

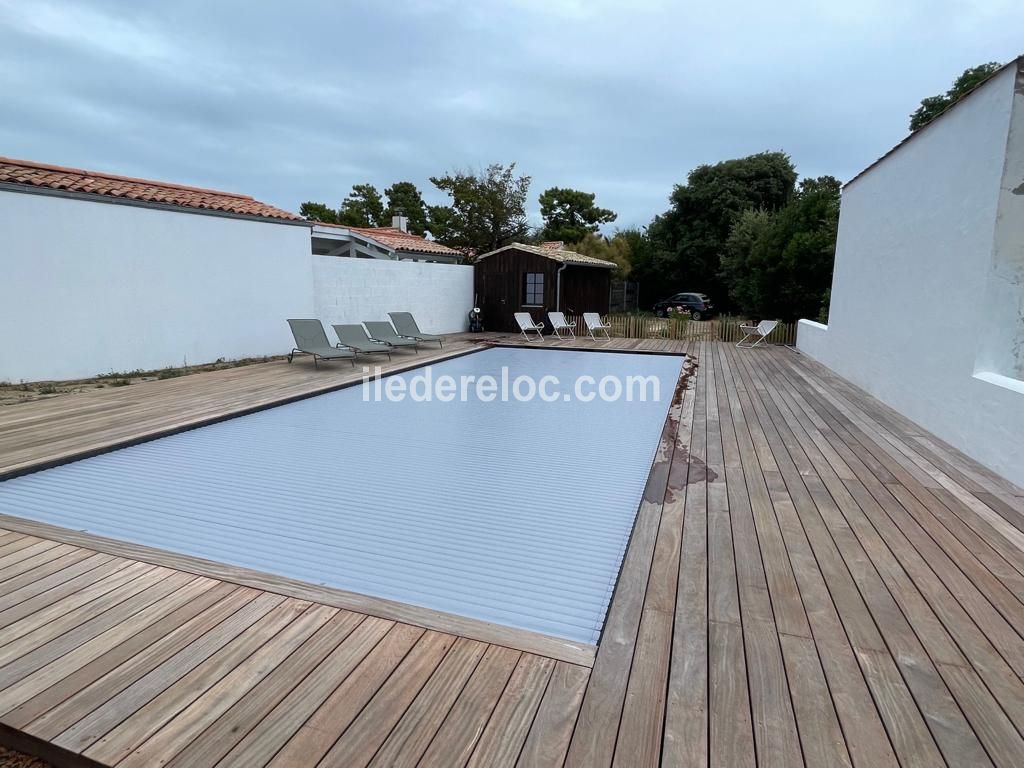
xmin=338 ymin=183 xmax=386 ymax=227
xmin=647 ymin=151 xmax=798 ymax=306
xmin=384 ymin=181 xmax=428 ymax=234
xmin=538 ymin=187 xmax=616 ymax=244
xmin=719 ymin=176 xmax=840 ymax=321
xmin=301 ymin=182 xmax=429 ymax=232
xmin=428 ymin=163 xmax=531 ymax=257
xmin=298 ymin=201 xmax=340 ymax=224
xmin=909 ymin=62 xmax=1002 ymax=131
xmin=567 ymin=230 xmax=633 ymax=275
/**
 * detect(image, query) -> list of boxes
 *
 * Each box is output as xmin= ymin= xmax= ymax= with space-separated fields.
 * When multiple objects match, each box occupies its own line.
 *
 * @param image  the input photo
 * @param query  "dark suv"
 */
xmin=653 ymin=292 xmax=714 ymax=320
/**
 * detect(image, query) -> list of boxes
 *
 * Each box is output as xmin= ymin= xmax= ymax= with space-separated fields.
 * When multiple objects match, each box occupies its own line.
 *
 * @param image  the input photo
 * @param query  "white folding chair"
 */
xmin=736 ymin=319 xmax=779 ymax=348
xmin=547 ymin=311 xmax=576 ymax=340
xmin=583 ymin=313 xmax=612 ymax=340
xmin=514 ymin=312 xmax=545 ymax=341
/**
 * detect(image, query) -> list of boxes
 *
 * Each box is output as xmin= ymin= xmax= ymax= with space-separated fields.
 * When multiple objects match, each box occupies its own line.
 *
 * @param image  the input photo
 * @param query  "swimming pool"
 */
xmin=0 ymin=347 xmax=683 ymax=644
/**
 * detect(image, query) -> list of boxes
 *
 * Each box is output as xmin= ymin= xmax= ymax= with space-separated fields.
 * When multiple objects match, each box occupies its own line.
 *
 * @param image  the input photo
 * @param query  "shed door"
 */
xmin=478 ymin=271 xmax=518 ymax=332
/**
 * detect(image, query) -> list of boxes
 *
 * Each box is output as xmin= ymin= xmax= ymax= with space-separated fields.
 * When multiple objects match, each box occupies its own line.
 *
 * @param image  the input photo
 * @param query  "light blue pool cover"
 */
xmin=0 ymin=347 xmax=683 ymax=644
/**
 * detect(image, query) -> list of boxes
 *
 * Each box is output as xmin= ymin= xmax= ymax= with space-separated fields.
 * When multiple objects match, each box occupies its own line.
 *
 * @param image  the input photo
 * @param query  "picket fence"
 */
xmin=561 ymin=314 xmax=797 ymax=345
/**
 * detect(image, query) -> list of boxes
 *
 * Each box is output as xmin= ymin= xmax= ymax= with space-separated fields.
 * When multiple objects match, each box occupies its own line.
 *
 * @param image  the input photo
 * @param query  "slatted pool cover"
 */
xmin=0 ymin=347 xmax=683 ymax=644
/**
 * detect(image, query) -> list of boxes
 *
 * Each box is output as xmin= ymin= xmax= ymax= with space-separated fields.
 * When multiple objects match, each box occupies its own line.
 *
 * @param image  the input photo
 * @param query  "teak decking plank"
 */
xmin=263 ymin=622 xmax=425 ymax=767
xmin=82 ymin=597 xmax=311 ymax=765
xmin=713 ymin=346 xmax=803 ymax=768
xmin=0 ymin=577 xmax=216 ymax=717
xmin=417 ymin=644 xmax=521 ymax=768
xmin=663 ymin=341 xmax=710 ymax=768
xmin=465 ymin=653 xmax=554 ymax=768
xmin=515 ymin=661 xmax=590 ymax=768
xmin=764 ymin=354 xmax=1024 ymax=764
xmin=0 ymin=566 xmax=171 ymax=673
xmin=1 ymin=581 xmax=240 ymax=731
xmin=612 ymin=348 xmax=697 ymax=768
xmin=757 ymin=355 xmax=957 ymax=767
xmin=727 ymin=345 xmax=887 ymax=768
xmin=51 ymin=592 xmax=285 ymax=755
xmin=0 ymin=554 xmax=122 ymax=623
xmin=116 ymin=604 xmax=338 ymax=768
xmin=759 ymin=351 xmax=992 ymax=767
xmin=162 ymin=610 xmax=364 ymax=768
xmin=215 ymin=616 xmax=394 ymax=768
xmin=368 ymin=635 xmax=489 ymax=768
xmin=21 ymin=588 xmax=262 ymax=744
xmin=316 ymin=630 xmax=457 ymax=768
xmin=0 ymin=545 xmax=95 ymax=591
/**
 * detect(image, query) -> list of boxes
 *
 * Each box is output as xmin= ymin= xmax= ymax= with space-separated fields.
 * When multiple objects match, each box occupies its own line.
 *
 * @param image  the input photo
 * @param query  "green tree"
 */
xmin=720 ymin=208 xmax=778 ymax=314
xmin=425 ymin=204 xmax=457 ymax=243
xmin=909 ymin=62 xmax=1002 ymax=131
xmin=384 ymin=181 xmax=428 ymax=234
xmin=567 ymin=231 xmax=633 ymax=275
xmin=617 ymin=226 xmax=671 ymax=302
xmin=539 ymin=187 xmax=617 ymax=243
xmin=720 ymin=176 xmax=841 ymax=321
xmin=429 ymin=163 xmax=531 ymax=257
xmin=338 ymin=183 xmax=386 ymax=227
xmin=298 ymin=201 xmax=340 ymax=224
xmin=648 ymin=151 xmax=798 ymax=308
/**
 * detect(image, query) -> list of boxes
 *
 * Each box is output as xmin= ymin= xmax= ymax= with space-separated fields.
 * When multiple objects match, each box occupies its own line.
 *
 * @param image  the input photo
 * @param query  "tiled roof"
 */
xmin=477 ymin=242 xmax=617 ymax=268
xmin=348 ymin=226 xmax=461 ymax=256
xmin=0 ymin=156 xmax=302 ymax=221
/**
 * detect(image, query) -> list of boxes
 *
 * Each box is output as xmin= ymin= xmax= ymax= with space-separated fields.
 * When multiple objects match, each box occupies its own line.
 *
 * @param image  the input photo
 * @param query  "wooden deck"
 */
xmin=1 ymin=338 xmax=1023 ymax=767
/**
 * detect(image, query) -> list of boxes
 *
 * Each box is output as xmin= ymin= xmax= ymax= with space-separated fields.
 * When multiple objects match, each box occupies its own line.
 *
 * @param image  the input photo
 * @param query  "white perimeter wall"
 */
xmin=0 ymin=190 xmax=314 ymax=382
xmin=0 ymin=191 xmax=474 ymax=382
xmin=312 ymin=256 xmax=473 ymax=335
xmin=796 ymin=64 xmax=1024 ymax=488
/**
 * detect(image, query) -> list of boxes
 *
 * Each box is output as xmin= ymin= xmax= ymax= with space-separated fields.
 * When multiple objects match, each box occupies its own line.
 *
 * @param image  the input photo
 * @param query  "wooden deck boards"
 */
xmin=1 ymin=338 xmax=1023 ymax=766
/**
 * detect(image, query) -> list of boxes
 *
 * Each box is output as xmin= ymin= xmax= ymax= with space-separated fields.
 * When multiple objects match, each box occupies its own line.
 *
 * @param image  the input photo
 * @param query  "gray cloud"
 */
xmin=1 ymin=0 xmax=1021 ymax=229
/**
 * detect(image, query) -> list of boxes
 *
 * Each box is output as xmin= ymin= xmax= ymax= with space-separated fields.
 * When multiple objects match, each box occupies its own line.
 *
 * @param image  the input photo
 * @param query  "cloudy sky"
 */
xmin=1 ymin=0 xmax=1021 ymax=229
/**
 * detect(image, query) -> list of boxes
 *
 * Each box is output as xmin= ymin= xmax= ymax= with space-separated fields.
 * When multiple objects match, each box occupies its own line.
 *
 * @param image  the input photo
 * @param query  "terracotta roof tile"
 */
xmin=346 ymin=226 xmax=461 ymax=256
xmin=477 ymin=242 xmax=616 ymax=268
xmin=0 ymin=156 xmax=302 ymax=221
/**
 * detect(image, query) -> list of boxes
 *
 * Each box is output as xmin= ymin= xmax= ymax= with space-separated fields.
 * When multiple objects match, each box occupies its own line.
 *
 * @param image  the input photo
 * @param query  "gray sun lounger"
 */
xmin=332 ymin=324 xmax=393 ymax=360
xmin=388 ymin=312 xmax=445 ymax=347
xmin=287 ymin=319 xmax=356 ymax=368
xmin=364 ymin=321 xmax=420 ymax=353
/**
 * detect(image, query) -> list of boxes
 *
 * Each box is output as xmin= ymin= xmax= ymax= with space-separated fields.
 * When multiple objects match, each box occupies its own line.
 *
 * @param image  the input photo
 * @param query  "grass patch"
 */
xmin=156 ymin=368 xmax=187 ymax=380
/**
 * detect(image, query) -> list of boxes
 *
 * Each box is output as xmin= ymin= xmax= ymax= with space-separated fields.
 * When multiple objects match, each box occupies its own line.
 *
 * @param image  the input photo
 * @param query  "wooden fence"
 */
xmin=563 ymin=314 xmax=797 ymax=345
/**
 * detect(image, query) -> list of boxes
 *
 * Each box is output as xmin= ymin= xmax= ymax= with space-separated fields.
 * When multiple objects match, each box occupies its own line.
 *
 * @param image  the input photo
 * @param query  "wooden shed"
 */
xmin=474 ymin=242 xmax=615 ymax=333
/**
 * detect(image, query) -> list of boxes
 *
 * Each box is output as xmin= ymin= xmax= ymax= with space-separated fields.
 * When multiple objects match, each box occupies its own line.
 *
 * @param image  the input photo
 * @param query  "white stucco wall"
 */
xmin=312 ymin=256 xmax=473 ymax=334
xmin=977 ymin=63 xmax=1024 ymax=380
xmin=0 ymin=190 xmax=314 ymax=382
xmin=797 ymin=63 xmax=1024 ymax=488
xmin=0 ymin=191 xmax=477 ymax=383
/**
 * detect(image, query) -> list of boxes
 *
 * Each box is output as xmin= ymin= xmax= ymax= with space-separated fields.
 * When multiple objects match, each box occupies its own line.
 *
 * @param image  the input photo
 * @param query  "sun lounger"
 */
xmin=287 ymin=319 xmax=356 ymax=368
xmin=388 ymin=312 xmax=445 ymax=347
xmin=364 ymin=321 xmax=420 ymax=353
xmin=332 ymin=324 xmax=393 ymax=360
xmin=548 ymin=311 xmax=576 ymax=340
xmin=583 ymin=313 xmax=612 ymax=340
xmin=736 ymin=319 xmax=779 ymax=348
xmin=515 ymin=312 xmax=545 ymax=341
